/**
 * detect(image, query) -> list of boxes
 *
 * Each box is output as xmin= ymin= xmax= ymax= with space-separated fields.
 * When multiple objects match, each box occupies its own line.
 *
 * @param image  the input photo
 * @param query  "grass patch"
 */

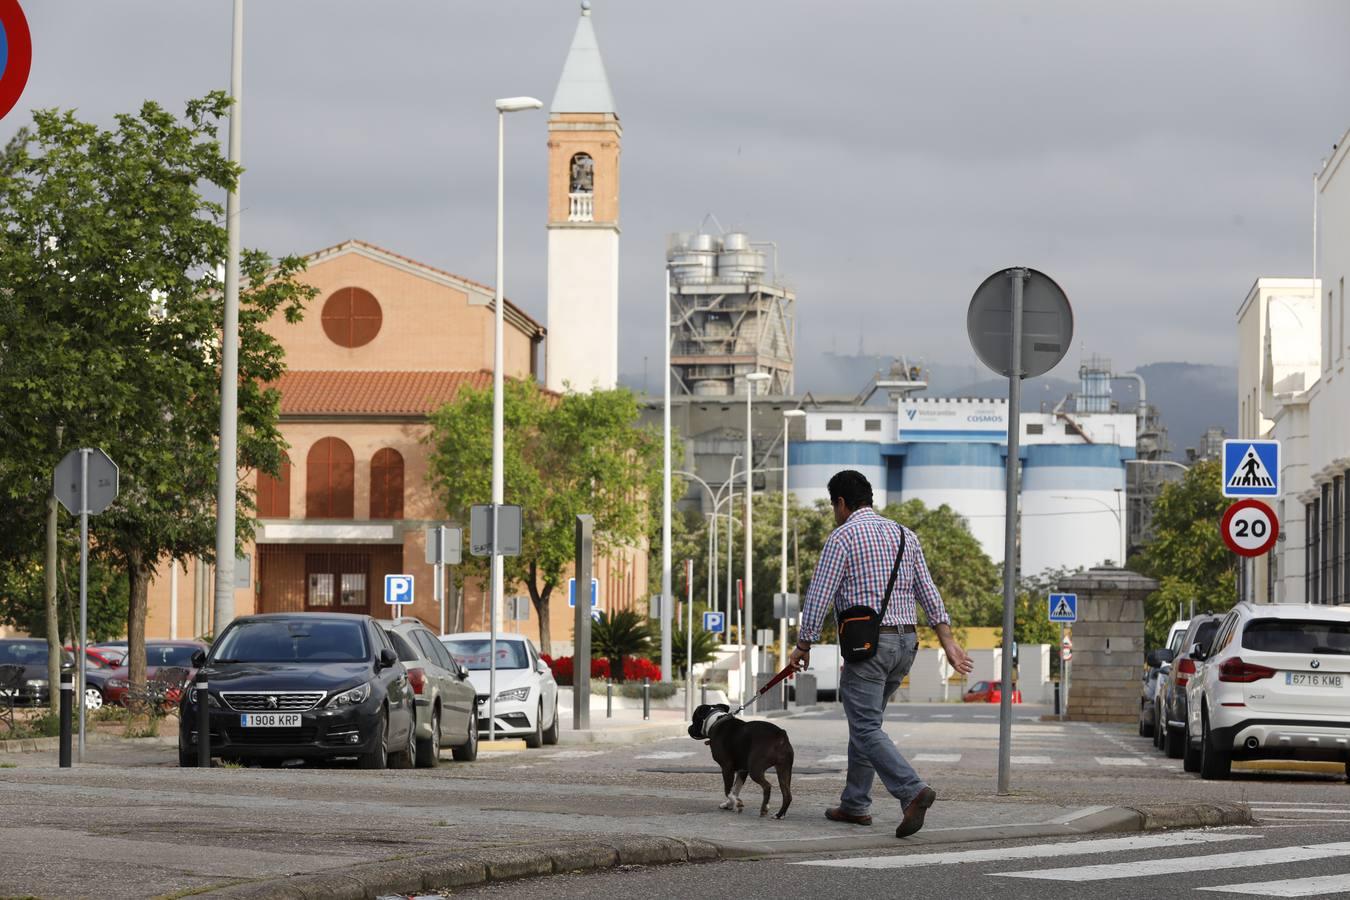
xmin=123 ymin=715 xmax=162 ymax=739
xmin=152 ymin=879 xmax=249 ymax=900
xmin=0 ymin=761 xmax=16 ymax=768
xmin=92 ymin=705 xmax=133 ymax=724
xmin=215 ymin=759 xmax=243 ymax=769
xmin=0 ymin=711 xmax=62 ymax=740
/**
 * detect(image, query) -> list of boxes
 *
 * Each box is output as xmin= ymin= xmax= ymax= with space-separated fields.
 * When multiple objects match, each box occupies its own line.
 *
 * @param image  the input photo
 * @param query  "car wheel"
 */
xmin=524 ymin=701 xmax=544 ymax=749
xmin=358 ymin=707 xmax=389 ymax=770
xmin=452 ymin=706 xmax=479 ymax=762
xmin=542 ymin=700 xmax=560 ymax=746
xmin=389 ymin=711 xmax=416 ymax=770
xmin=1165 ymin=724 xmax=1184 ymax=759
xmin=416 ymin=707 xmax=441 ymax=769
xmin=85 ymin=686 xmax=103 ymax=711
xmin=1182 ymin=722 xmax=1201 ymax=773
xmin=1199 ymin=708 xmax=1231 ymax=780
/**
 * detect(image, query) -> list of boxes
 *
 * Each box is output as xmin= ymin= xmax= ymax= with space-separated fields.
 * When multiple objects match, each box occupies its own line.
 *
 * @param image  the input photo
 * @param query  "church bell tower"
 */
xmin=546 ymin=0 xmax=620 ymax=393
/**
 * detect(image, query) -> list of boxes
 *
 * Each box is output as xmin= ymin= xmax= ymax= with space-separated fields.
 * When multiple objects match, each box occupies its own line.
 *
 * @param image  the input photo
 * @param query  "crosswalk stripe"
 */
xmin=913 ymin=753 xmax=961 ymax=762
xmin=818 ymin=755 xmax=850 ymax=765
xmin=994 ymin=841 xmax=1350 ymax=882
xmin=1198 ymin=873 xmax=1350 ymax=896
xmin=1011 ymin=755 xmax=1053 ymax=765
xmin=791 ymin=830 xmax=1255 ymax=870
xmin=1254 ymin=807 xmax=1350 ymax=814
xmin=930 ymin=714 xmax=953 ymax=719
xmin=633 ymin=751 xmax=694 ymax=760
xmin=541 ymin=750 xmax=607 ymax=759
xmin=1094 ymin=756 xmax=1147 ymax=767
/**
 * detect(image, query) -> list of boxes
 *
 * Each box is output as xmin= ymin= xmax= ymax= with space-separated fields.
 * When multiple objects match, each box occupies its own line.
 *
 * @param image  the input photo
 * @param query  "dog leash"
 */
xmin=730 ymin=662 xmax=797 ymax=716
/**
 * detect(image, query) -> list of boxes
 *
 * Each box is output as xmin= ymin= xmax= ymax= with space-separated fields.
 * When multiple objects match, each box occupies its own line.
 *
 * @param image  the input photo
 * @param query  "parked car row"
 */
xmin=174 ymin=613 xmax=561 ymax=769
xmin=1140 ymin=602 xmax=1350 ymax=780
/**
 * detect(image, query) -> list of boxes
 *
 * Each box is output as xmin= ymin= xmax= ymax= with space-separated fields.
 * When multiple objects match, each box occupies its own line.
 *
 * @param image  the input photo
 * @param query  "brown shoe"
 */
xmin=825 ymin=807 xmax=873 ymax=826
xmin=896 ymin=787 xmax=936 ymax=838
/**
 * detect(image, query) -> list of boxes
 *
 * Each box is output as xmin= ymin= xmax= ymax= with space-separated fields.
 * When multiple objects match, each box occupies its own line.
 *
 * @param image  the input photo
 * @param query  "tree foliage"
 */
xmin=426 ymin=381 xmax=662 ymax=655
xmin=0 ymin=96 xmax=313 ymax=690
xmin=1131 ymin=459 xmax=1235 ymax=649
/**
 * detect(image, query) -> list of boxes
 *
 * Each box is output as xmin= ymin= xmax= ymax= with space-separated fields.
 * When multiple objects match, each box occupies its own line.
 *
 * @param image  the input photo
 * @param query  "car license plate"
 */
xmin=1286 ymin=672 xmax=1345 ymax=688
xmin=240 ymin=713 xmax=301 ymax=727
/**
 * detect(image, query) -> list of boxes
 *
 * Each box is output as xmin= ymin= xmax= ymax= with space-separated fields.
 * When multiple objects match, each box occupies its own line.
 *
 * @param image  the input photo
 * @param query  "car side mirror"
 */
xmin=536 ymin=660 xmax=548 ymax=675
xmin=378 ymin=649 xmax=397 ymax=669
xmin=1189 ymin=641 xmax=1206 ymax=662
xmin=1157 ymin=648 xmax=1174 ymax=664
xmin=191 ymin=650 xmax=207 ymax=668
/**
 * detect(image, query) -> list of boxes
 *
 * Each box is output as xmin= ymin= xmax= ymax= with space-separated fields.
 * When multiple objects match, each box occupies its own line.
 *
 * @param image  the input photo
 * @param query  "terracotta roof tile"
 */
xmin=276 ymin=370 xmax=495 ymax=417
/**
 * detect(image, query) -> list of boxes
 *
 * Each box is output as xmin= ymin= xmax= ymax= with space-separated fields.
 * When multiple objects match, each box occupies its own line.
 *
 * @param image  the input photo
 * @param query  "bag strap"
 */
xmin=877 ymin=527 xmax=907 ymax=621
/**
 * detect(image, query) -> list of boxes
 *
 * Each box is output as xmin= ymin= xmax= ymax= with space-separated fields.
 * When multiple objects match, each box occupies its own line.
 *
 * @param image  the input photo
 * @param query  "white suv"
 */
xmin=1185 ymin=602 xmax=1350 ymax=780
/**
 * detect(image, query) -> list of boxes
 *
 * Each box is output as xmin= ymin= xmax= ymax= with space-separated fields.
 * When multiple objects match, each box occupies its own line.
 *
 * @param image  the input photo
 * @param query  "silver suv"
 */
xmin=380 ymin=619 xmax=479 ymax=766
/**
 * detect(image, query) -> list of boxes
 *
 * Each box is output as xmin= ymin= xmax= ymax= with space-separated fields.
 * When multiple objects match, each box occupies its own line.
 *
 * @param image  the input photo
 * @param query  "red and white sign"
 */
xmin=1220 ymin=499 xmax=1279 ymax=558
xmin=1061 ymin=635 xmax=1072 ymax=662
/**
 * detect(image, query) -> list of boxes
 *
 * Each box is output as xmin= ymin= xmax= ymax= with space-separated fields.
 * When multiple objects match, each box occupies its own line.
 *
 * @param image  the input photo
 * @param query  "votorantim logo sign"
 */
xmin=898 ymin=398 xmax=1008 ymax=441
xmin=0 ymin=1 xmax=32 ymax=122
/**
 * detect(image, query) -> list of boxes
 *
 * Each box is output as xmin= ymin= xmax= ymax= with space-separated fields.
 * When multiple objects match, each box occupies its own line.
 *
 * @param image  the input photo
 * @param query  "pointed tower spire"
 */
xmin=551 ymin=0 xmax=617 ymax=115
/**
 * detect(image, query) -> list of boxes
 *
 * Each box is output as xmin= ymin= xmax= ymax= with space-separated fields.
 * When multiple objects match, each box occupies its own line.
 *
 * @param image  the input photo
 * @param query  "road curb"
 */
xmin=181 ymin=802 xmax=1250 ymax=899
xmin=0 ymin=731 xmax=176 ymax=753
xmin=558 ymin=721 xmax=689 ymax=744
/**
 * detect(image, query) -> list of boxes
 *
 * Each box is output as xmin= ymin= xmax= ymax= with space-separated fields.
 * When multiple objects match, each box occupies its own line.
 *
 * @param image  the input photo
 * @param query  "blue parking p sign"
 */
xmin=1222 ymin=439 xmax=1279 ymax=498
xmin=384 ymin=574 xmax=414 ymax=606
xmin=703 ymin=611 xmax=725 ymax=634
xmin=568 ymin=577 xmax=599 ymax=608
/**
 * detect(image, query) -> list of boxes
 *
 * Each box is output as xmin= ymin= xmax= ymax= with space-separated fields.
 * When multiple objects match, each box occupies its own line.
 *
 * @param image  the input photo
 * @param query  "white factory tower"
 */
xmin=546 ymin=1 xmax=621 ymax=393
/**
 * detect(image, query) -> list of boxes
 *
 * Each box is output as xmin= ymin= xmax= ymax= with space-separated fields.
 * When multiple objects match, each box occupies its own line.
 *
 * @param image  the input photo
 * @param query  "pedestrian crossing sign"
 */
xmin=1048 ymin=593 xmax=1077 ymax=623
xmin=1222 ymin=439 xmax=1279 ymax=498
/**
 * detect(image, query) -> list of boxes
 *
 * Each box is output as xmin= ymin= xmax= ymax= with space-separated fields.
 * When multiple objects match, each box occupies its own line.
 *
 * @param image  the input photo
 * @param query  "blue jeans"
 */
xmin=839 ymin=631 xmax=925 ymax=815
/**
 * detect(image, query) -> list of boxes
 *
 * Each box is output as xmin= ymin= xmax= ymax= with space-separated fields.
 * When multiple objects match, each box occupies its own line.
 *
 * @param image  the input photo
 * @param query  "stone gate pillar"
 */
xmin=1059 ymin=567 xmax=1157 ymax=722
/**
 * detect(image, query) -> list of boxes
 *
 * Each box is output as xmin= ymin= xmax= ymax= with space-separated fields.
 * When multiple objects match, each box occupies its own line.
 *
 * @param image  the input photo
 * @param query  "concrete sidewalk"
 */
xmin=0 ymin=735 xmax=1249 ymax=900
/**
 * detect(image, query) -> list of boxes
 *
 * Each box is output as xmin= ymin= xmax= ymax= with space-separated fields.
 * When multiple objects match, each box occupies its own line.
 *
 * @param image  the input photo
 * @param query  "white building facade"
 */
xmin=788 ymin=395 xmax=1136 ymax=575
xmin=1258 ymin=129 xmax=1350 ymax=606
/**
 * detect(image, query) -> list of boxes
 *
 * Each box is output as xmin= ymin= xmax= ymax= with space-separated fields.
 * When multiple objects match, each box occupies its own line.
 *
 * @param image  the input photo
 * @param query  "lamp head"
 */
xmin=783 ymin=409 xmax=806 ymax=419
xmin=496 ymin=97 xmax=543 ymax=113
xmin=746 ymin=372 xmax=772 ymax=383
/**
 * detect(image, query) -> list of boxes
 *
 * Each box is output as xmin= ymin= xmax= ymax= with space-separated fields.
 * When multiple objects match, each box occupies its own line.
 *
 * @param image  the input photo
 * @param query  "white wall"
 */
xmin=546 ymin=227 xmax=619 ymax=392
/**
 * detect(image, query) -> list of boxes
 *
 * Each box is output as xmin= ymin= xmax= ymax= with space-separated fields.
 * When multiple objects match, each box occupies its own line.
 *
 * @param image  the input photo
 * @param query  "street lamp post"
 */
xmin=779 ymin=409 xmax=806 ymax=671
xmin=744 ymin=371 xmax=772 ymax=702
xmin=489 ymin=96 xmax=541 ymax=741
xmin=213 ymin=0 xmax=244 ymax=636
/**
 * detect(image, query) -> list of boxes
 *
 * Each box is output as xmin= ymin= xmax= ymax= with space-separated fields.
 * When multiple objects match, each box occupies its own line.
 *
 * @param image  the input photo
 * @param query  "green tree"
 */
xmin=0 ymin=97 xmax=313 ymax=692
xmin=1132 ymin=459 xmax=1236 ymax=649
xmin=591 ymin=609 xmax=654 ymax=683
xmin=426 ymin=381 xmax=662 ymax=655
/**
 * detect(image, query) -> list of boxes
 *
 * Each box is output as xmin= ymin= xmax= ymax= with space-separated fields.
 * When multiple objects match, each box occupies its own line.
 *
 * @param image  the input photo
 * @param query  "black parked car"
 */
xmin=1157 ymin=613 xmax=1223 ymax=759
xmin=0 ymin=639 xmax=63 ymax=707
xmin=178 ymin=613 xmax=417 ymax=769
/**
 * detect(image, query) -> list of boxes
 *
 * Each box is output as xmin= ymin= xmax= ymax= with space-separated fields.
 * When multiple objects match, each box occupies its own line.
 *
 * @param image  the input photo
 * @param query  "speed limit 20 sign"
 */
xmin=1221 ymin=499 xmax=1279 ymax=557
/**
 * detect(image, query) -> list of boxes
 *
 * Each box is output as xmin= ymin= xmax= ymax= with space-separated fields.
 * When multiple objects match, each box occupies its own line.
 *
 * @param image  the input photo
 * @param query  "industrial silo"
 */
xmin=1020 ymin=444 xmax=1127 ymax=575
xmin=897 ymin=443 xmax=1007 ymax=562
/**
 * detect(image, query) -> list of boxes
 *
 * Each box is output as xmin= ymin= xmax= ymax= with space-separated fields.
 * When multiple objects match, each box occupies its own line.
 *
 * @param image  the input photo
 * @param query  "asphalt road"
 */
xmin=458 ymin=822 xmax=1350 ymax=899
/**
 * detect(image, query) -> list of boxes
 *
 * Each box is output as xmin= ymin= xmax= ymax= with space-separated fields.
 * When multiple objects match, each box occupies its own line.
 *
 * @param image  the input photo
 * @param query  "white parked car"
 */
xmin=1184 ymin=602 xmax=1350 ymax=779
xmin=440 ymin=632 xmax=559 ymax=747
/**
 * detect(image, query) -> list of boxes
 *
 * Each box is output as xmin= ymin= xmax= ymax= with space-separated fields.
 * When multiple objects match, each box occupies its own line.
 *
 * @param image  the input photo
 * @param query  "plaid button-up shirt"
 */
xmin=798 ymin=507 xmax=950 ymax=643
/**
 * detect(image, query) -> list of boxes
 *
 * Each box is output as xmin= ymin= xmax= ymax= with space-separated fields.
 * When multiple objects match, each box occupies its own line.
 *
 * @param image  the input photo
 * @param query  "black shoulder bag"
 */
xmin=837 ymin=529 xmax=906 ymax=664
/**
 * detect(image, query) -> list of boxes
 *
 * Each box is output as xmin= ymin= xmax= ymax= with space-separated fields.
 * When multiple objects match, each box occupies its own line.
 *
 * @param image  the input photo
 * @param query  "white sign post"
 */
xmin=54 ymin=448 xmax=119 ymax=762
xmin=425 ymin=525 xmax=462 ymax=635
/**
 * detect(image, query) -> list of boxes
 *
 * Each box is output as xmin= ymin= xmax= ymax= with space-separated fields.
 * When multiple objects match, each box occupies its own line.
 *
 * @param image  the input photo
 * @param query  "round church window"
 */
xmin=321 ymin=287 xmax=382 ymax=348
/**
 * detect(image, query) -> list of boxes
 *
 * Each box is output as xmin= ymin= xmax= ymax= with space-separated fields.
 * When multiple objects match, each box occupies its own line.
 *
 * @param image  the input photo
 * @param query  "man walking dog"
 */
xmin=789 ymin=470 xmax=974 ymax=838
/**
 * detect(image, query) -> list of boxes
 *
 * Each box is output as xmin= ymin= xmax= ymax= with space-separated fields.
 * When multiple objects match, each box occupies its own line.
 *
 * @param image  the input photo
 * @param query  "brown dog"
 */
xmin=689 ymin=703 xmax=794 ymax=818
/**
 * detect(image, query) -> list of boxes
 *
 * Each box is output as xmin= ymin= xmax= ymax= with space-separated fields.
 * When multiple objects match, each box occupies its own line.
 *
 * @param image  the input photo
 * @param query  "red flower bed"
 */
xmin=541 ymin=654 xmax=663 ymax=684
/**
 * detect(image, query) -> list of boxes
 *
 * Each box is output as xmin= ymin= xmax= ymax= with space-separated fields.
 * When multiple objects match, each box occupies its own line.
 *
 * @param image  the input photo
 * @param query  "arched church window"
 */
xmin=569 ymin=153 xmax=594 ymax=194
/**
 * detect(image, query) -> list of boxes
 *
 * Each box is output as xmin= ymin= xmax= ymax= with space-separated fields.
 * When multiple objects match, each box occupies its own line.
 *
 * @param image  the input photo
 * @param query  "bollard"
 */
xmin=1054 ymin=681 xmax=1061 ymax=718
xmin=59 ymin=670 xmax=73 ymax=768
xmin=700 ymin=682 xmax=708 ymax=707
xmin=606 ymin=679 xmax=613 ymax=719
xmin=196 ymin=672 xmax=211 ymax=768
xmin=642 ymin=678 xmax=651 ymax=721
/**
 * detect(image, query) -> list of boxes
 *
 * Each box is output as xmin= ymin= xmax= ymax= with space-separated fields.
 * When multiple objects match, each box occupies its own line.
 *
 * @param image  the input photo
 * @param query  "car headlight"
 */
xmin=326 ymin=682 xmax=372 ymax=708
xmin=190 ymin=689 xmax=220 ymax=708
xmin=496 ymin=687 xmax=530 ymax=703
xmin=107 ymin=678 xmax=129 ymax=689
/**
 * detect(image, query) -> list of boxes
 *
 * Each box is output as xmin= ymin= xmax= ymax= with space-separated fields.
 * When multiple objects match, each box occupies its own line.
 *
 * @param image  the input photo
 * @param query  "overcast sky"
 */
xmin=12 ymin=1 xmax=1350 ymax=385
